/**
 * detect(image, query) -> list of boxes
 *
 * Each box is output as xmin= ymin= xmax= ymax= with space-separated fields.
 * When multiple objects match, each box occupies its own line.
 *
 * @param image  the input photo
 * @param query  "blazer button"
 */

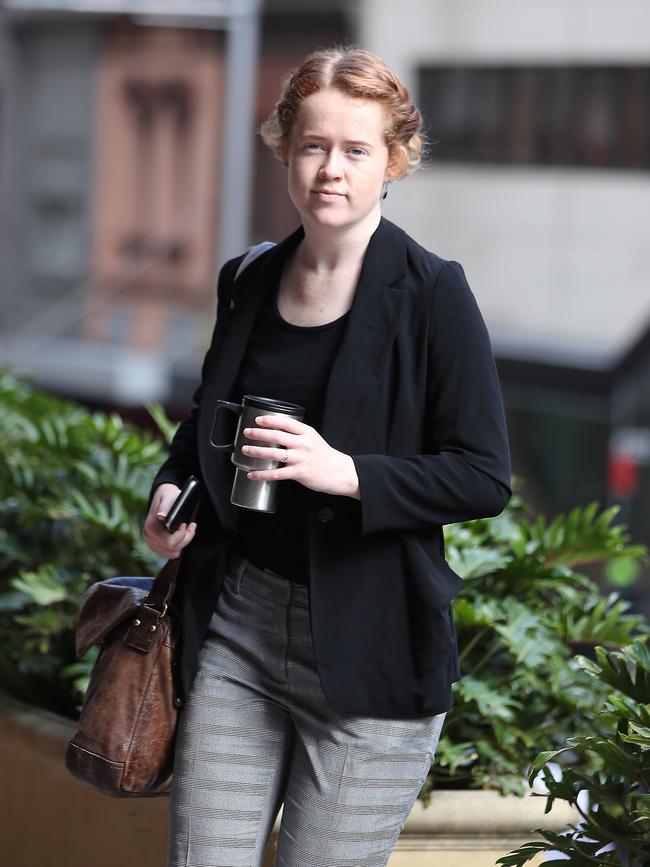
xmin=316 ymin=507 xmax=335 ymax=524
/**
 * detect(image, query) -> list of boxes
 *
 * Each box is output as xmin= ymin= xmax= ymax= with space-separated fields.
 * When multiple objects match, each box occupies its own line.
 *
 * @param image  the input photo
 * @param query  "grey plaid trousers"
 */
xmin=167 ymin=554 xmax=446 ymax=867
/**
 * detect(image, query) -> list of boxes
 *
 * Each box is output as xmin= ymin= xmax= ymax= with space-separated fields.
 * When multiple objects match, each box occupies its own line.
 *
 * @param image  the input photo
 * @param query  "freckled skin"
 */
xmin=286 ymin=87 xmax=397 ymax=238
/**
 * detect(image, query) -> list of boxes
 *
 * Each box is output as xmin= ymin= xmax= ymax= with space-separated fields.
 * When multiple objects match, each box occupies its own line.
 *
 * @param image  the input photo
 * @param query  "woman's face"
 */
xmin=285 ymin=87 xmax=394 ymax=235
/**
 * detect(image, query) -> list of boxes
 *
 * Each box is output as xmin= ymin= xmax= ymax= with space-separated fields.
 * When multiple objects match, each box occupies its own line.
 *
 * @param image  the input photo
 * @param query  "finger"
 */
xmin=166 ymin=522 xmax=189 ymax=546
xmin=254 ymin=415 xmax=309 ymax=434
xmin=157 ymin=489 xmax=182 ymax=515
xmin=242 ymin=427 xmax=297 ymax=446
xmin=173 ymin=524 xmax=196 ymax=554
xmin=144 ymin=515 xmax=167 ymax=537
xmin=153 ymin=500 xmax=172 ymax=520
xmin=145 ymin=539 xmax=179 ymax=559
xmin=143 ymin=521 xmax=185 ymax=557
xmin=247 ymin=467 xmax=293 ymax=482
xmin=241 ymin=444 xmax=289 ymax=461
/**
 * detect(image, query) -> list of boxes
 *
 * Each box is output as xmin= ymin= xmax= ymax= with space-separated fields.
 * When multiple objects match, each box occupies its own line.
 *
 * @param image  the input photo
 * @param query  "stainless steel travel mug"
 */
xmin=209 ymin=395 xmax=305 ymax=512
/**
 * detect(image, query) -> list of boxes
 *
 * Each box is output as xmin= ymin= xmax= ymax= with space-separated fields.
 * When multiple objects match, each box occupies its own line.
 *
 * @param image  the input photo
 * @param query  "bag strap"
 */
xmin=234 ymin=241 xmax=275 ymax=281
xmin=144 ymin=556 xmax=181 ymax=615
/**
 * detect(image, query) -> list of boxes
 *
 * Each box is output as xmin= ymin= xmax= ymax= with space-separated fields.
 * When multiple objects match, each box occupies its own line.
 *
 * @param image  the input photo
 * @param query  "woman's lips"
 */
xmin=313 ymin=189 xmax=346 ymax=200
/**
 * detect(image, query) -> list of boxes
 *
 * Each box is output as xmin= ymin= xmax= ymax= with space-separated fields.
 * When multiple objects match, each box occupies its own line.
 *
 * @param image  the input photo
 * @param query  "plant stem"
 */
xmin=458 ymin=627 xmax=490 ymax=665
xmin=465 ymin=635 xmax=502 ymax=679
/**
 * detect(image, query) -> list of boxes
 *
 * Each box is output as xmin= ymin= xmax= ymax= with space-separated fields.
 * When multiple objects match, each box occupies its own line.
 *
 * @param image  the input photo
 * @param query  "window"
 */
xmin=418 ymin=65 xmax=650 ymax=170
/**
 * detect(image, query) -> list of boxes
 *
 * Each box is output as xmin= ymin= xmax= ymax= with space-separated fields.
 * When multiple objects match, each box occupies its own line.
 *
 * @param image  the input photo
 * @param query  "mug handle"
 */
xmin=209 ymin=400 xmax=242 ymax=449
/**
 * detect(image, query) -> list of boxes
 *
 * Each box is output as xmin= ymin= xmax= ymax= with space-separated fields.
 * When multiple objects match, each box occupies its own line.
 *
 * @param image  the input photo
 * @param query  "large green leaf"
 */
xmin=11 ymin=568 xmax=67 ymax=605
xmin=454 ymin=675 xmax=522 ymax=721
xmin=578 ymin=642 xmax=650 ymax=704
xmin=494 ymin=598 xmax=557 ymax=667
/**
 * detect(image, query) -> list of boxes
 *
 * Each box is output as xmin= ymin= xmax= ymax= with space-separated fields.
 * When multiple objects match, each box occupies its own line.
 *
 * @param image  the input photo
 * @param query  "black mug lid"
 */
xmin=242 ymin=395 xmax=305 ymax=414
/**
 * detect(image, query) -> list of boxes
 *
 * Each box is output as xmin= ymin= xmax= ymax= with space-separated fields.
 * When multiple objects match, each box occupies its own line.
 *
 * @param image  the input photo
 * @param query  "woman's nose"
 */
xmin=318 ymin=150 xmax=343 ymax=178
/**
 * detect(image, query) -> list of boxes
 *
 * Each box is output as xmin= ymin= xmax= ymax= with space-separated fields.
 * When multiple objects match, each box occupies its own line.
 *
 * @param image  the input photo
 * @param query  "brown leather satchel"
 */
xmin=65 ymin=556 xmax=183 ymax=797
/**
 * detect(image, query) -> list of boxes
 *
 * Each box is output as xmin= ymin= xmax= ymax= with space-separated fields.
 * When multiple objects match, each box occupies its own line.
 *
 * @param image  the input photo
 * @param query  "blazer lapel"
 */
xmin=321 ymin=218 xmax=407 ymax=453
xmin=205 ymin=226 xmax=305 ymax=406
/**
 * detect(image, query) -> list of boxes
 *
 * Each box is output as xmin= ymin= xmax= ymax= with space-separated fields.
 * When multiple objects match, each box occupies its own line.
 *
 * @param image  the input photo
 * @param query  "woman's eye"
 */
xmin=305 ymin=143 xmax=324 ymax=151
xmin=349 ymin=147 xmax=367 ymax=156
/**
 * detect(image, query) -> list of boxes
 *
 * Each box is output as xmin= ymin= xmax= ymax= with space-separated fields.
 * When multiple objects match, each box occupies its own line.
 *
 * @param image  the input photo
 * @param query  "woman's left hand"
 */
xmin=242 ymin=415 xmax=360 ymax=499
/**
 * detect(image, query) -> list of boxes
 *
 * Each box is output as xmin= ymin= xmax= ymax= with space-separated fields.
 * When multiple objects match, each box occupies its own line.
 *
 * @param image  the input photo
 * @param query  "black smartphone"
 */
xmin=164 ymin=476 xmax=201 ymax=533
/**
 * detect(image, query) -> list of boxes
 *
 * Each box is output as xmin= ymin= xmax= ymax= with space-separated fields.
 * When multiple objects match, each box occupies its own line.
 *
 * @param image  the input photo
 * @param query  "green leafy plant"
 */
xmin=422 ymin=497 xmax=648 ymax=798
xmin=0 ymin=369 xmax=168 ymax=716
xmin=497 ymin=640 xmax=650 ymax=866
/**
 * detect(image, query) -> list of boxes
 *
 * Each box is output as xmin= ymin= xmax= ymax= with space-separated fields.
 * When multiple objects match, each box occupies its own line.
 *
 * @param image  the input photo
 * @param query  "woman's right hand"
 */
xmin=143 ymin=483 xmax=197 ymax=559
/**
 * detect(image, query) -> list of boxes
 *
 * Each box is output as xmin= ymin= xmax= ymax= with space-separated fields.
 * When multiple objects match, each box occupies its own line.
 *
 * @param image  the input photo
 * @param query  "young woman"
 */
xmin=143 ymin=46 xmax=511 ymax=867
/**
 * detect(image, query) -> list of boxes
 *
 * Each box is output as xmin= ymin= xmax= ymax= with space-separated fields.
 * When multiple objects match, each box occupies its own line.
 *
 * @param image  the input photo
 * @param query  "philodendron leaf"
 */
xmin=451 ymin=596 xmax=501 ymax=627
xmin=511 ymin=501 xmax=648 ymax=569
xmin=454 ymin=675 xmax=522 ymax=721
xmin=494 ymin=598 xmax=557 ymax=668
xmin=619 ymin=721 xmax=650 ymax=748
xmin=495 ymin=840 xmax=549 ymax=866
xmin=632 ymin=639 xmax=650 ymax=668
xmin=537 ymin=830 xmax=616 ymax=864
xmin=497 ymin=828 xmax=613 ymax=867
xmin=526 ymin=748 xmax=574 ymax=783
xmin=560 ymin=594 xmax=645 ymax=646
xmin=11 ymin=568 xmax=67 ymax=605
xmin=563 ymin=735 xmax=641 ymax=779
xmin=578 ymin=642 xmax=650 ymax=703
xmin=434 ymin=735 xmax=479 ymax=773
xmin=607 ymin=693 xmax=650 ymax=727
xmin=447 ymin=545 xmax=510 ymax=579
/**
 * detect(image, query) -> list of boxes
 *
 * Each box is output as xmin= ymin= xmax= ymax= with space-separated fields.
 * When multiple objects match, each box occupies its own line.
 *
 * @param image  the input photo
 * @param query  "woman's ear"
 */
xmin=386 ymin=143 xmax=408 ymax=181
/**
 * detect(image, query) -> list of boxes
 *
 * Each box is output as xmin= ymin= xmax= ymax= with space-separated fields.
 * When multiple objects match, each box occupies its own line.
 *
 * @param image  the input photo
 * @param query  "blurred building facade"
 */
xmin=0 ymin=0 xmax=649 ymax=564
xmin=0 ymin=0 xmax=348 ymax=402
xmin=366 ymin=0 xmax=650 ymax=557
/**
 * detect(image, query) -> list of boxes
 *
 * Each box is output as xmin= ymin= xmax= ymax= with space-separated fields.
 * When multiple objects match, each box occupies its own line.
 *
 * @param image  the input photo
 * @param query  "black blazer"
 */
xmin=151 ymin=217 xmax=512 ymax=718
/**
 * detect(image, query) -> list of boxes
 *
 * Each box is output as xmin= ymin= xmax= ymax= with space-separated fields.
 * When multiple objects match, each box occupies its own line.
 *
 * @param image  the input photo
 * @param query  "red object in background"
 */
xmin=608 ymin=451 xmax=640 ymax=498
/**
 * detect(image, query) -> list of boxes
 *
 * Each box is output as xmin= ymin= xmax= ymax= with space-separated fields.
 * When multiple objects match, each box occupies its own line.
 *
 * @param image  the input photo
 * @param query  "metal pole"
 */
xmin=217 ymin=0 xmax=261 ymax=270
xmin=0 ymin=8 xmax=22 ymax=302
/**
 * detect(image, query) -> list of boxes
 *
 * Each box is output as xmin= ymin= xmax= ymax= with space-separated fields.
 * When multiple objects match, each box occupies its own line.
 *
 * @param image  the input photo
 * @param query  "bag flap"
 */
xmin=75 ymin=577 xmax=153 ymax=658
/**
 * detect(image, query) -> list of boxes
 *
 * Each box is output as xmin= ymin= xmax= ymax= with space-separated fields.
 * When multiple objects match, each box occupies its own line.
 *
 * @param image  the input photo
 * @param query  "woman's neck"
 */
xmin=298 ymin=210 xmax=381 ymax=275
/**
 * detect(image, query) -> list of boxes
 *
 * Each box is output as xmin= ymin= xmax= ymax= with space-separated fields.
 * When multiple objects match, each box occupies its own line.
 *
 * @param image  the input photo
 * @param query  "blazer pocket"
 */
xmin=406 ymin=531 xmax=464 ymax=607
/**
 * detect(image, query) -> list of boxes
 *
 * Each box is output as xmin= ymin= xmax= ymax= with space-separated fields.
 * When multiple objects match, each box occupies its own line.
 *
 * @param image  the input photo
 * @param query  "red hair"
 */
xmin=260 ymin=46 xmax=423 ymax=178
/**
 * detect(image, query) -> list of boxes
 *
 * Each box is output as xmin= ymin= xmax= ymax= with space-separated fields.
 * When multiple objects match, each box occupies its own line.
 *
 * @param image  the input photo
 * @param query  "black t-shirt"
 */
xmin=233 ymin=285 xmax=349 ymax=583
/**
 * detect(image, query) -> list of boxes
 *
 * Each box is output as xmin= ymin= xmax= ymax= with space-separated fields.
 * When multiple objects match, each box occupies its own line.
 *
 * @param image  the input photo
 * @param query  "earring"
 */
xmin=381 ymin=181 xmax=389 ymax=200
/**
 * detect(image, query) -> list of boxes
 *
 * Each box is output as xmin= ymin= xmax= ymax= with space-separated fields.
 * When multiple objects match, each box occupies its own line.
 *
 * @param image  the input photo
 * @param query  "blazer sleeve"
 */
xmin=351 ymin=260 xmax=512 ymax=535
xmin=148 ymin=256 xmax=242 ymax=502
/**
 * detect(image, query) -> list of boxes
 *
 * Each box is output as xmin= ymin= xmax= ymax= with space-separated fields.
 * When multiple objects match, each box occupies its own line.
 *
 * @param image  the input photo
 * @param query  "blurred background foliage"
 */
xmin=429 ymin=502 xmax=648 ymax=796
xmin=0 ymin=368 xmax=167 ymax=716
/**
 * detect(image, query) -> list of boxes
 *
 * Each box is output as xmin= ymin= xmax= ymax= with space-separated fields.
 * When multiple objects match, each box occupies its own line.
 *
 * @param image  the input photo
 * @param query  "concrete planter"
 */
xmin=1 ymin=697 xmax=578 ymax=867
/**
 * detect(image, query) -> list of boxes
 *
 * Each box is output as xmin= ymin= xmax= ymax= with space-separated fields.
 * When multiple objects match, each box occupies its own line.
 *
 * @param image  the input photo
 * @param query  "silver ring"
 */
xmin=280 ymin=448 xmax=289 ymax=464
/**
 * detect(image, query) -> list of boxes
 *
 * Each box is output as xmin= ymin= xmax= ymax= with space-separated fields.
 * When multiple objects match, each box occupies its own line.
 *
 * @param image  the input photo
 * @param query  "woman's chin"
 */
xmin=302 ymin=203 xmax=381 ymax=230
xmin=302 ymin=210 xmax=351 ymax=230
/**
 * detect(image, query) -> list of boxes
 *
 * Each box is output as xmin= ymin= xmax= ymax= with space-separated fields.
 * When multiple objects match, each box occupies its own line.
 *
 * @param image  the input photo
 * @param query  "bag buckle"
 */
xmin=143 ymin=600 xmax=168 ymax=618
